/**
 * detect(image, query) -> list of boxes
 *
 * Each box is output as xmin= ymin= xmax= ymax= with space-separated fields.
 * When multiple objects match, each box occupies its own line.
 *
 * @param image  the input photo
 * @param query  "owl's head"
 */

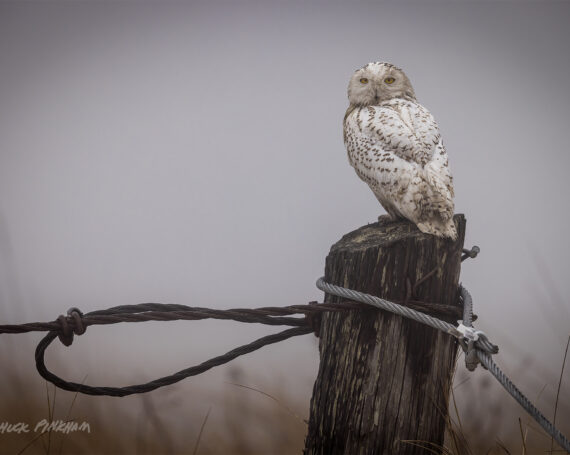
xmin=347 ymin=62 xmax=416 ymax=106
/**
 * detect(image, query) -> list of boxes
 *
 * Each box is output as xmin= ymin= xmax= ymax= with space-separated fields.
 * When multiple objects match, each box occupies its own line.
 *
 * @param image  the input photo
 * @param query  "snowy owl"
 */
xmin=344 ymin=62 xmax=457 ymax=240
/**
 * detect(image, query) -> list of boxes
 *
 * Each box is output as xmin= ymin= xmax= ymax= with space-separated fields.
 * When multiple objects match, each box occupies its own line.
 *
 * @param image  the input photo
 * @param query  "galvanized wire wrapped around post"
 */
xmin=315 ymin=277 xmax=570 ymax=453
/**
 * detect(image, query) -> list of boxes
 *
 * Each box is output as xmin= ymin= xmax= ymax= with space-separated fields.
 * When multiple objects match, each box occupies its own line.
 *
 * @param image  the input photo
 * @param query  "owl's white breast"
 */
xmin=343 ymin=98 xmax=454 ymax=224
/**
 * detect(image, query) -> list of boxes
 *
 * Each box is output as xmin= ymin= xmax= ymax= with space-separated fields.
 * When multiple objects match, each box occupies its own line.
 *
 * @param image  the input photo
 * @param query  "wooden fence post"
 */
xmin=304 ymin=215 xmax=466 ymax=455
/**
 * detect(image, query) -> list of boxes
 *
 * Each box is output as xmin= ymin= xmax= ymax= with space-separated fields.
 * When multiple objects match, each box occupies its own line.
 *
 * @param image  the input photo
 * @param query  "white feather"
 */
xmin=344 ymin=62 xmax=456 ymax=239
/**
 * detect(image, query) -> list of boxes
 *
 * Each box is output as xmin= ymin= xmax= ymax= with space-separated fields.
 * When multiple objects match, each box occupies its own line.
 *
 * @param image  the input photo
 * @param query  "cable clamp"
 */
xmin=455 ymin=323 xmax=480 ymax=341
xmin=450 ymin=322 xmax=487 ymax=371
xmin=450 ymin=322 xmax=487 ymax=345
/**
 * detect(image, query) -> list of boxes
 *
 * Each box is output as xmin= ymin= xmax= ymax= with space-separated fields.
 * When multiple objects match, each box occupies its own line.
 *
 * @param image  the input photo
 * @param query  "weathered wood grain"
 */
xmin=304 ymin=215 xmax=466 ymax=455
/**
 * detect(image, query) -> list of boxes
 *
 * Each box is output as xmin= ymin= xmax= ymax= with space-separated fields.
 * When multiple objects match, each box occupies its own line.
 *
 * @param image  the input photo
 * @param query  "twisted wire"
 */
xmin=28 ymin=302 xmax=366 ymax=396
xmin=2 ymin=254 xmax=568 ymax=450
xmin=1 ymin=298 xmax=461 ymax=397
xmin=0 ymin=302 xmax=366 ymax=335
xmin=35 ymin=326 xmax=312 ymax=397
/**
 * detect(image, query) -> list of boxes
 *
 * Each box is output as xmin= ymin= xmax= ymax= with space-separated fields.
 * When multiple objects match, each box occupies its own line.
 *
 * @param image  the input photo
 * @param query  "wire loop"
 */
xmin=2 ymin=241 xmax=569 ymax=451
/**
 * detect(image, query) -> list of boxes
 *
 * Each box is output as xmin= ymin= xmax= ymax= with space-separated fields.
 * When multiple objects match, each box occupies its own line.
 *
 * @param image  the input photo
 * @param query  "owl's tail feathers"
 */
xmin=423 ymin=163 xmax=455 ymax=221
xmin=416 ymin=217 xmax=458 ymax=241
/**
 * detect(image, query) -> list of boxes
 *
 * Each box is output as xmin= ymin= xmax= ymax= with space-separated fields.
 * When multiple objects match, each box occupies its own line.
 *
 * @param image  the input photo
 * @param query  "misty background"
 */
xmin=0 ymin=1 xmax=569 ymax=453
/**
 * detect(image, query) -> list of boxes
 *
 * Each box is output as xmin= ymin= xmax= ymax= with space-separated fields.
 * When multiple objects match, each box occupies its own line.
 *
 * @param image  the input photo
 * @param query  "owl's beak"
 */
xmin=374 ymin=90 xmax=381 ymax=104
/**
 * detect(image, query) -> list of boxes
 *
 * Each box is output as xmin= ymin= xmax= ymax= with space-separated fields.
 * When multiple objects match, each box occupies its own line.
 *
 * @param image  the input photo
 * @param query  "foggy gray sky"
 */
xmin=0 ymin=0 xmax=569 ymax=446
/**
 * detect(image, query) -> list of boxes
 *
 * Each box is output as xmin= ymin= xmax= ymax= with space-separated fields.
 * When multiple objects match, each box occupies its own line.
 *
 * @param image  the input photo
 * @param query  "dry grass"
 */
xmin=0 ymin=341 xmax=568 ymax=454
xmin=0 ymin=365 xmax=308 ymax=455
xmin=442 ymin=347 xmax=570 ymax=455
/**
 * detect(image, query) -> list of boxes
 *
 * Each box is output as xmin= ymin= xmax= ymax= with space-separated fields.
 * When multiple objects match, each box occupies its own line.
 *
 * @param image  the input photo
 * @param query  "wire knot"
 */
xmin=57 ymin=307 xmax=86 ymax=346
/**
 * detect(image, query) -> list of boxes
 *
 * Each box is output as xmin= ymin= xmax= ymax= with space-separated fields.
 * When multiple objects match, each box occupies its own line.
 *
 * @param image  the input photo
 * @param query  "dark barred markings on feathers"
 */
xmin=344 ymin=61 xmax=457 ymax=240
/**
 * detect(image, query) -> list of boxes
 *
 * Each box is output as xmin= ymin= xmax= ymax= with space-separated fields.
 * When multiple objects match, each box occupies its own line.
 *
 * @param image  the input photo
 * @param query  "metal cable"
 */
xmin=316 ymin=277 xmax=498 ymax=354
xmin=461 ymin=286 xmax=570 ymax=452
xmin=477 ymin=351 xmax=570 ymax=452
xmin=316 ymin=277 xmax=569 ymax=453
xmin=2 ymin=245 xmax=568 ymax=450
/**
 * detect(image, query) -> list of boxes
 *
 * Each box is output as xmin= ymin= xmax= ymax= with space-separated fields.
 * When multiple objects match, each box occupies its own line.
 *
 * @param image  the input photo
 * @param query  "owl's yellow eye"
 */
xmin=384 ymin=77 xmax=395 ymax=84
xmin=359 ymin=78 xmax=369 ymax=84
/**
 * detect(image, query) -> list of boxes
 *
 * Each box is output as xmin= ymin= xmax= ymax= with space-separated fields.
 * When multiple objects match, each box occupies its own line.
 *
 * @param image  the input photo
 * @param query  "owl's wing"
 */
xmin=344 ymin=107 xmax=416 ymax=218
xmin=425 ymin=138 xmax=454 ymax=195
xmin=423 ymin=138 xmax=455 ymax=220
xmin=362 ymin=102 xmax=438 ymax=166
xmin=345 ymin=103 xmax=454 ymax=219
xmin=368 ymin=102 xmax=454 ymax=195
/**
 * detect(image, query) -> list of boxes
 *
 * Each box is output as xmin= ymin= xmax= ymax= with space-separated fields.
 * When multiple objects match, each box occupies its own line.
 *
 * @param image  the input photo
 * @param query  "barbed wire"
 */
xmin=0 ymin=246 xmax=568 ymax=452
